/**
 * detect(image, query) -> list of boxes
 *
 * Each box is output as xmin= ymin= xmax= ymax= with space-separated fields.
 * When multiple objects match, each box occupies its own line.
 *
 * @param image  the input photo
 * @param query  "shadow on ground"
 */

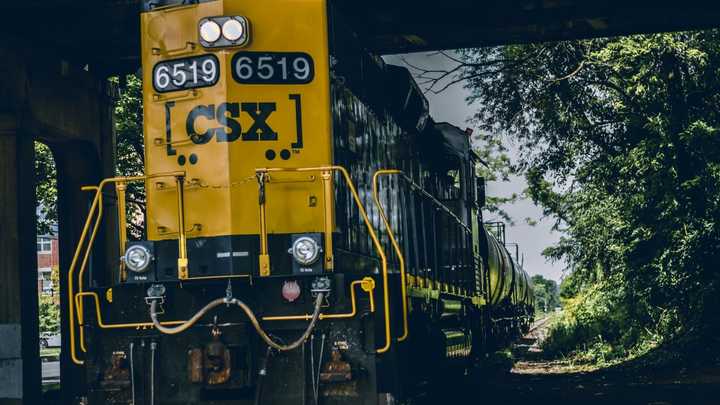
xmin=418 ymin=321 xmax=720 ymax=405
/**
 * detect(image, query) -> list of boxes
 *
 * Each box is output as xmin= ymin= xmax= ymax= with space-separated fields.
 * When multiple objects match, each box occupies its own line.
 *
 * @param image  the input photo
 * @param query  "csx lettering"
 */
xmin=185 ymin=102 xmax=277 ymax=144
xmin=241 ymin=103 xmax=278 ymax=141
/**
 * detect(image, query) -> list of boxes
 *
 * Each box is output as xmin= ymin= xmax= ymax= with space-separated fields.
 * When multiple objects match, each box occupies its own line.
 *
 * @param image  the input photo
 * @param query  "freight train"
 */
xmin=67 ymin=1 xmax=534 ymax=403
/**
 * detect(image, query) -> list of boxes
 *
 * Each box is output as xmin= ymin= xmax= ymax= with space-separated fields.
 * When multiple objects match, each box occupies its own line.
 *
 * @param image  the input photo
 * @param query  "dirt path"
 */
xmin=428 ymin=318 xmax=720 ymax=405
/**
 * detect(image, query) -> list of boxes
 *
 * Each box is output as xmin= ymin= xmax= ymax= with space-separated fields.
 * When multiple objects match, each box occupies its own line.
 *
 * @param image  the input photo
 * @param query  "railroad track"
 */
xmin=515 ymin=316 xmax=553 ymax=353
xmin=528 ymin=316 xmax=552 ymax=335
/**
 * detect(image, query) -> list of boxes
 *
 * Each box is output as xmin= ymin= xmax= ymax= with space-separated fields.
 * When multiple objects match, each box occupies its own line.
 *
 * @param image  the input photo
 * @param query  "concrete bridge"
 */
xmin=1 ymin=1 xmax=718 ymax=403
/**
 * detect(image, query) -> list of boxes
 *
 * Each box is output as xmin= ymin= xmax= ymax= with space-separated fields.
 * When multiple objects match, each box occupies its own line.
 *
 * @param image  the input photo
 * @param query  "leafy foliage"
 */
xmin=531 ymin=274 xmax=560 ymax=314
xmin=456 ymin=31 xmax=720 ymax=361
xmin=34 ymin=74 xmax=146 ymax=237
xmin=472 ymin=131 xmax=518 ymax=223
xmin=35 ymin=142 xmax=57 ymax=235
xmin=112 ymin=74 xmax=147 ymax=239
xmin=543 ymin=274 xmax=663 ymax=365
xmin=39 ymin=294 xmax=60 ymax=333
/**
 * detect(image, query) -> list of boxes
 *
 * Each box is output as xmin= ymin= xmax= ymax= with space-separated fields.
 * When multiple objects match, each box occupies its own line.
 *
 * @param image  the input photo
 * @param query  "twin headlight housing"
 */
xmin=199 ymin=16 xmax=250 ymax=48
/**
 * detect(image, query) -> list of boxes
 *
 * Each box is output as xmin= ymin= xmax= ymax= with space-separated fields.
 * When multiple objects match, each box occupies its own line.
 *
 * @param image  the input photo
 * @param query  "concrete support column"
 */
xmin=54 ymin=141 xmax=103 ymax=404
xmin=0 ymin=116 xmax=41 ymax=404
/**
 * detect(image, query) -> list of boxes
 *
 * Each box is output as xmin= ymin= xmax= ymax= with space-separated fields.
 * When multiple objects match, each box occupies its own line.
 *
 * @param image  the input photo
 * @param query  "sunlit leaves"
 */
xmin=460 ymin=29 xmax=720 ymax=351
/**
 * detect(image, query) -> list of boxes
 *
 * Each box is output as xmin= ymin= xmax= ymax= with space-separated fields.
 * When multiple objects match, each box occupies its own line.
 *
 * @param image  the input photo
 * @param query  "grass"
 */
xmin=41 ymin=348 xmax=61 ymax=359
xmin=538 ymin=278 xmax=664 ymax=371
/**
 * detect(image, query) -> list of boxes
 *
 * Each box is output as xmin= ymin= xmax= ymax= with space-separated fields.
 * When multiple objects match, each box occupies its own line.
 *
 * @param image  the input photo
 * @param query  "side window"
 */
xmin=37 ymin=237 xmax=52 ymax=253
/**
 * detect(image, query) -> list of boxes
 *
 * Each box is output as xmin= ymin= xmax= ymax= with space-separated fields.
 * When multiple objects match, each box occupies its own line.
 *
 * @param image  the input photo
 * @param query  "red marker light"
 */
xmin=282 ymin=281 xmax=301 ymax=302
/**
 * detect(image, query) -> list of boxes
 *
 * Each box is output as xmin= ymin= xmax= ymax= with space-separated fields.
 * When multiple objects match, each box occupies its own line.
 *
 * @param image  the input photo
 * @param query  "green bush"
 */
xmin=39 ymin=295 xmax=60 ymax=334
xmin=542 ymin=274 xmax=664 ymax=365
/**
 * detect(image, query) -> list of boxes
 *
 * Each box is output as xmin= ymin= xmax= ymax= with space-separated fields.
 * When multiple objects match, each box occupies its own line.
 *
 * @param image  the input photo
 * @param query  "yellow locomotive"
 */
xmin=67 ymin=1 xmax=534 ymax=403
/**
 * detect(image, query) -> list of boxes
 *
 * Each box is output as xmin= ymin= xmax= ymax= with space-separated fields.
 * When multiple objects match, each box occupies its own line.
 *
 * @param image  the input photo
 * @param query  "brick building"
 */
xmin=37 ymin=233 xmax=59 ymax=295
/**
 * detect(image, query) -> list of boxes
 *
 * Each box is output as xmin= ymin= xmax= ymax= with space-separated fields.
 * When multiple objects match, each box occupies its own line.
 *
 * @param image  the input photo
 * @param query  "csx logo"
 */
xmin=186 ymin=102 xmax=277 ymax=143
xmin=164 ymin=94 xmax=304 ymax=165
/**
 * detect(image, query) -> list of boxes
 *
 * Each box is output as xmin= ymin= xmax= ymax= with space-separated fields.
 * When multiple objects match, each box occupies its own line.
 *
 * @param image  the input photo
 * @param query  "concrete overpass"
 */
xmin=2 ymin=0 xmax=720 ymax=69
xmin=0 ymin=1 xmax=719 ymax=403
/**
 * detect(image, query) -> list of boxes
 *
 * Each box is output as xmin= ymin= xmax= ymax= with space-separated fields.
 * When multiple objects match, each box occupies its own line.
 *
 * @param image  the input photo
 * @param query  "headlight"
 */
xmin=222 ymin=18 xmax=244 ymax=41
xmin=289 ymin=237 xmax=321 ymax=266
xmin=123 ymin=245 xmax=152 ymax=273
xmin=199 ymin=20 xmax=222 ymax=43
xmin=199 ymin=16 xmax=250 ymax=48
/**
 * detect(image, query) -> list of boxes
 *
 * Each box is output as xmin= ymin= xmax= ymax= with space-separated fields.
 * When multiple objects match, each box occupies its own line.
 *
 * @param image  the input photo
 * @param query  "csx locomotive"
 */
xmin=67 ymin=0 xmax=534 ymax=404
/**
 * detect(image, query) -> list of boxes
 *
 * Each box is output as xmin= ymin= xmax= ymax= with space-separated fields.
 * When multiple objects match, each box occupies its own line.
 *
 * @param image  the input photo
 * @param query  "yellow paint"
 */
xmin=256 ymin=166 xmax=391 ymax=353
xmin=141 ymin=0 xmax=333 ymax=242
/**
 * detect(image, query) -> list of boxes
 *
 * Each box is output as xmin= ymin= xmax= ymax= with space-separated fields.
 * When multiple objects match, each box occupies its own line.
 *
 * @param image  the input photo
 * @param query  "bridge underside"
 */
xmin=1 ymin=0 xmax=719 ymax=74
xmin=339 ymin=0 xmax=720 ymax=53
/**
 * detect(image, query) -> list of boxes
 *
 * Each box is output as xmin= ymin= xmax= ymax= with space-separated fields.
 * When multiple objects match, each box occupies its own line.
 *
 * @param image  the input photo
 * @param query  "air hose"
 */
xmin=149 ymin=293 xmax=324 ymax=352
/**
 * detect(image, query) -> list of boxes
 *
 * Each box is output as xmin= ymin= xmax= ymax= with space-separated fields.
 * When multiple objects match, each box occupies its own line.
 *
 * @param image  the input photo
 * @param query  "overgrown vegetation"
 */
xmin=531 ymin=274 xmax=560 ymax=315
xmin=542 ymin=275 xmax=662 ymax=366
xmin=39 ymin=294 xmax=60 ymax=334
xmin=38 ymin=266 xmax=61 ymax=334
xmin=427 ymin=30 xmax=720 ymax=366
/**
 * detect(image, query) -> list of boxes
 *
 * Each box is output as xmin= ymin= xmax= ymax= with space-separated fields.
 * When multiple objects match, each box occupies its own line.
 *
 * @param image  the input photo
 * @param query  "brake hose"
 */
xmin=149 ymin=293 xmax=324 ymax=352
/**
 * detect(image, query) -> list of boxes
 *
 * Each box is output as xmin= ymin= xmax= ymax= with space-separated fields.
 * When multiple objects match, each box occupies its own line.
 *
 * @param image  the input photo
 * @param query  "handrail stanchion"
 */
xmin=256 ymin=166 xmax=392 ymax=353
xmin=372 ymin=169 xmax=410 ymax=342
xmin=116 ymin=182 xmax=128 ymax=282
xmin=68 ymin=172 xmax=184 ymax=365
xmin=175 ymin=175 xmax=188 ymax=280
xmin=320 ymin=170 xmax=334 ymax=270
xmin=256 ymin=172 xmax=270 ymax=277
xmin=67 ymin=187 xmax=101 ymax=365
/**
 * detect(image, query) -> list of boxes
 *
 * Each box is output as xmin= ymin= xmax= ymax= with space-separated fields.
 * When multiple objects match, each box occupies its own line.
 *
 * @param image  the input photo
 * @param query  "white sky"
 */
xmin=384 ymin=53 xmax=565 ymax=281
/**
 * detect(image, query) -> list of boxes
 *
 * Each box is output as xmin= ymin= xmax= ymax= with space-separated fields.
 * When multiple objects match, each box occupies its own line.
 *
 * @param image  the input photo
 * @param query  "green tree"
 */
xmin=473 ymin=131 xmax=518 ymax=223
xmin=446 ymin=30 xmax=720 ymax=351
xmin=38 ymin=295 xmax=60 ymax=333
xmin=112 ymin=74 xmax=146 ymax=238
xmin=34 ymin=74 xmax=146 ymax=236
xmin=531 ymin=274 xmax=560 ymax=314
xmin=35 ymin=142 xmax=57 ymax=235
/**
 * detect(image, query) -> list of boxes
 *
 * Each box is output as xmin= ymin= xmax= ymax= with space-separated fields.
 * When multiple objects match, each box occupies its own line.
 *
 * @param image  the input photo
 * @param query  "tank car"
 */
xmin=66 ymin=1 xmax=534 ymax=403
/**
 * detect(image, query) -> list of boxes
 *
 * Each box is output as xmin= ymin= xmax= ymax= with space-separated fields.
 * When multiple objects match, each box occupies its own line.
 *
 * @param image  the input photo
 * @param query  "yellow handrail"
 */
xmin=175 ymin=176 xmax=189 ymax=279
xmin=74 ymin=277 xmax=372 ymax=348
xmin=67 ymin=189 xmax=101 ymax=365
xmin=262 ymin=277 xmax=375 ymax=321
xmin=256 ymin=166 xmax=393 ymax=354
xmin=372 ymin=170 xmax=409 ymax=342
xmin=68 ymin=172 xmax=184 ymax=365
xmin=75 ymin=291 xmax=187 ymax=329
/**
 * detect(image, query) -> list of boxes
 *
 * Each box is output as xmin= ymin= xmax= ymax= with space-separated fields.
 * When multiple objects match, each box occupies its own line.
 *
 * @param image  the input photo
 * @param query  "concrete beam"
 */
xmin=0 ymin=117 xmax=41 ymax=404
xmin=0 ymin=45 xmax=114 ymax=146
xmin=0 ymin=42 xmax=116 ymax=403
